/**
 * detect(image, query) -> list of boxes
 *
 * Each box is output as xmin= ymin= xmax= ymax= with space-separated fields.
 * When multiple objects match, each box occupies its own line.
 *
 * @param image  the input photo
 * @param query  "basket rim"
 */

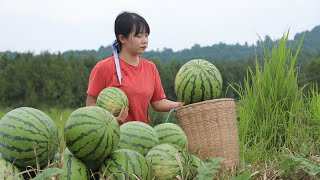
xmin=177 ymin=98 xmax=235 ymax=111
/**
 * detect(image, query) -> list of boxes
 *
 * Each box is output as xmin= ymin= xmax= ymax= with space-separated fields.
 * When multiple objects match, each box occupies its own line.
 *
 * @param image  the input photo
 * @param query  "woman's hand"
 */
xmin=112 ymin=106 xmax=129 ymax=124
xmin=177 ymin=102 xmax=185 ymax=107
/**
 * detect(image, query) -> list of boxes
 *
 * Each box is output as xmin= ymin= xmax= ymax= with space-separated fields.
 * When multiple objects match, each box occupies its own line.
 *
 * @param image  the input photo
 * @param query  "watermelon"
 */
xmin=64 ymin=106 xmax=120 ymax=170
xmin=0 ymin=154 xmax=23 ymax=179
xmin=52 ymin=148 xmax=88 ymax=180
xmin=174 ymin=59 xmax=222 ymax=105
xmin=145 ymin=143 xmax=195 ymax=180
xmin=100 ymin=149 xmax=153 ymax=180
xmin=153 ymin=123 xmax=188 ymax=150
xmin=118 ymin=121 xmax=159 ymax=156
xmin=97 ymin=87 xmax=129 ymax=116
xmin=0 ymin=107 xmax=59 ymax=169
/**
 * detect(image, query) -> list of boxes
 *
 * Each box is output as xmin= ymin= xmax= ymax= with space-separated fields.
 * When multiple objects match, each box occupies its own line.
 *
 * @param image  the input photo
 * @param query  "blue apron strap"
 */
xmin=110 ymin=40 xmax=122 ymax=85
xmin=165 ymin=108 xmax=177 ymax=123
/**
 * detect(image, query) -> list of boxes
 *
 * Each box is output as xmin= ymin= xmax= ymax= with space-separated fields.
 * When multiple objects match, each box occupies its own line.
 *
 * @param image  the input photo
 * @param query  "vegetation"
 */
xmin=0 ymin=26 xmax=319 ymax=111
xmin=228 ymin=33 xmax=320 ymax=179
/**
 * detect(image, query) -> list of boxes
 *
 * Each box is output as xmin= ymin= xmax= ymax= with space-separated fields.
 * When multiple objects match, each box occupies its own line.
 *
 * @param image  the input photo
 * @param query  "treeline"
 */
xmin=0 ymin=51 xmax=253 ymax=108
xmin=1 ymin=49 xmax=320 ymax=109
xmin=0 ymin=52 xmax=96 ymax=108
xmin=1 ymin=25 xmax=320 ymax=108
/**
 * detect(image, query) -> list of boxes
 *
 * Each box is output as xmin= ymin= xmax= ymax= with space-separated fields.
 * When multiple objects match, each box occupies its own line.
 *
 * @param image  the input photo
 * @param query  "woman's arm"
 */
xmin=86 ymin=94 xmax=97 ymax=106
xmin=151 ymin=99 xmax=184 ymax=112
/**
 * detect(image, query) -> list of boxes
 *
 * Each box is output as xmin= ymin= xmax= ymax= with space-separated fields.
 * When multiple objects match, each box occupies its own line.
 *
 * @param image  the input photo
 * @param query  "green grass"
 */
xmin=232 ymin=32 xmax=305 ymax=152
xmin=229 ymin=32 xmax=320 ymax=178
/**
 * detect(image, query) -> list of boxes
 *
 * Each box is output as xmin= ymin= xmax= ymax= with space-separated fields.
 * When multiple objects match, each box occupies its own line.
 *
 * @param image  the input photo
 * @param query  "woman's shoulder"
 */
xmin=95 ymin=56 xmax=115 ymax=68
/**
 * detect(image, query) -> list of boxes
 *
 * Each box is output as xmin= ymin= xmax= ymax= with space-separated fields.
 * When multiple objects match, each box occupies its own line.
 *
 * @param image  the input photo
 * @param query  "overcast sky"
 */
xmin=0 ymin=0 xmax=319 ymax=54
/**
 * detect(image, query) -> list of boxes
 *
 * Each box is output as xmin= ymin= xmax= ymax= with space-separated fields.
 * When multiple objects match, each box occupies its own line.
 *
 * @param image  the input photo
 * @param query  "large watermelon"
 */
xmin=174 ymin=59 xmax=222 ymax=105
xmin=153 ymin=123 xmax=188 ymax=150
xmin=52 ymin=148 xmax=88 ymax=180
xmin=118 ymin=121 xmax=159 ymax=156
xmin=0 ymin=154 xmax=23 ymax=179
xmin=145 ymin=143 xmax=195 ymax=180
xmin=0 ymin=107 xmax=59 ymax=169
xmin=97 ymin=87 xmax=128 ymax=116
xmin=100 ymin=149 xmax=153 ymax=180
xmin=64 ymin=106 xmax=120 ymax=170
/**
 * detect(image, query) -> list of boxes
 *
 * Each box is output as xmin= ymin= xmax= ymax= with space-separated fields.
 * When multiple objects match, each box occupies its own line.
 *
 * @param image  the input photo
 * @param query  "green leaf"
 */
xmin=196 ymin=157 xmax=224 ymax=180
xmin=230 ymin=171 xmax=251 ymax=180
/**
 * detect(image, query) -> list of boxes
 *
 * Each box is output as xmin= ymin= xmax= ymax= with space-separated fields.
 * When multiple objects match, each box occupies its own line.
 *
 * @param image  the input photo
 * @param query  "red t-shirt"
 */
xmin=86 ymin=56 xmax=166 ymax=124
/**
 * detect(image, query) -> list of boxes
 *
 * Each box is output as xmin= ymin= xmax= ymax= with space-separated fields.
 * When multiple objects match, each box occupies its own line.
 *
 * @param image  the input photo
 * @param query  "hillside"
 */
xmin=1 ymin=25 xmax=319 ymax=62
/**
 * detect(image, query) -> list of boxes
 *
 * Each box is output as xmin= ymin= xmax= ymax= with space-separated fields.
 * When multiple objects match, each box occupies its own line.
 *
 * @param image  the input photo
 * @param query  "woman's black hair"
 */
xmin=114 ymin=11 xmax=150 ymax=52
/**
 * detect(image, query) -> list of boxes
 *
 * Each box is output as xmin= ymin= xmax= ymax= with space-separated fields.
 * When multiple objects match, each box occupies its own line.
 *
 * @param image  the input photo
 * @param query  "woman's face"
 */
xmin=121 ymin=29 xmax=149 ymax=55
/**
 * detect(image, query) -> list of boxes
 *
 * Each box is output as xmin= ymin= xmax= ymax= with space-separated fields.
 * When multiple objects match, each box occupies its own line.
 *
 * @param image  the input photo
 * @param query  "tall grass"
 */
xmin=304 ymin=84 xmax=320 ymax=153
xmin=230 ymin=32 xmax=306 ymax=161
xmin=228 ymin=32 xmax=320 ymax=178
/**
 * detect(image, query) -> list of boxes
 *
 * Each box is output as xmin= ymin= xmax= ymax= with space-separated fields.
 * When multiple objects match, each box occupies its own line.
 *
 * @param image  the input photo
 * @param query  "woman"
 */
xmin=86 ymin=11 xmax=183 ymax=124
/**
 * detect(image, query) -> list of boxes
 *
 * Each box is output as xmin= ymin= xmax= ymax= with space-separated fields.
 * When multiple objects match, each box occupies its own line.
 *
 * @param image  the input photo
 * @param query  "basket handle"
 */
xmin=165 ymin=108 xmax=177 ymax=123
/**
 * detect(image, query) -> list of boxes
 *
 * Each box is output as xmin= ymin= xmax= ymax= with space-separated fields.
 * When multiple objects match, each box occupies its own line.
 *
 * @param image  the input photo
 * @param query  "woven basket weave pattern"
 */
xmin=176 ymin=98 xmax=239 ymax=169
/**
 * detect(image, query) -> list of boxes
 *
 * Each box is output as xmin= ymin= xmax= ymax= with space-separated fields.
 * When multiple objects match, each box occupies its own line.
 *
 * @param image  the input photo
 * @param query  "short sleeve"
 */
xmin=151 ymin=64 xmax=166 ymax=101
xmin=86 ymin=64 xmax=106 ymax=97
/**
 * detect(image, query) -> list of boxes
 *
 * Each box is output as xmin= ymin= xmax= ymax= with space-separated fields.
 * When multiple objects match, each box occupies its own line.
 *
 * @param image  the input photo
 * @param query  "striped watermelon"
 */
xmin=153 ymin=123 xmax=188 ymax=150
xmin=52 ymin=148 xmax=88 ymax=180
xmin=145 ymin=143 xmax=195 ymax=180
xmin=0 ymin=107 xmax=59 ymax=169
xmin=118 ymin=121 xmax=159 ymax=156
xmin=64 ymin=106 xmax=120 ymax=170
xmin=0 ymin=154 xmax=23 ymax=179
xmin=100 ymin=149 xmax=153 ymax=180
xmin=97 ymin=87 xmax=128 ymax=116
xmin=174 ymin=59 xmax=222 ymax=105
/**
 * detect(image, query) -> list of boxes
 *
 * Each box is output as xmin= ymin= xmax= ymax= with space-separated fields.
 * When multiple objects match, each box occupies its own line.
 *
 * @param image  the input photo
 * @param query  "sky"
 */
xmin=0 ymin=0 xmax=319 ymax=54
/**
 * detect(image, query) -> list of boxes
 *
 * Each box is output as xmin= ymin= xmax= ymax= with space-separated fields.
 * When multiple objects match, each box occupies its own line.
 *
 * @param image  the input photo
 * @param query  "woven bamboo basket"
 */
xmin=176 ymin=98 xmax=239 ymax=170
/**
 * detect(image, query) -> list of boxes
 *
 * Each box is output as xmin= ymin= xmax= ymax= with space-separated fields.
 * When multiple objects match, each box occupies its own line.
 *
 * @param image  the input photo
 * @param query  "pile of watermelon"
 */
xmin=62 ymin=104 xmax=203 ymax=179
xmin=0 ymin=107 xmax=203 ymax=179
xmin=0 ymin=59 xmax=222 ymax=179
